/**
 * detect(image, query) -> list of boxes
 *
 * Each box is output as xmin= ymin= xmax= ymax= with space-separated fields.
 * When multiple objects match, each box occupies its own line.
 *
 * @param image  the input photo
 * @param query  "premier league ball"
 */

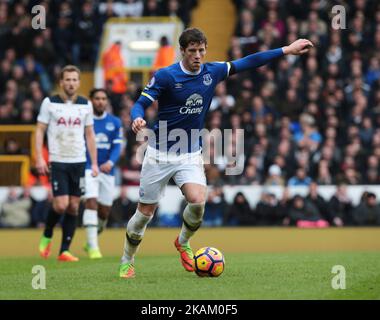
xmin=194 ymin=247 xmax=225 ymax=277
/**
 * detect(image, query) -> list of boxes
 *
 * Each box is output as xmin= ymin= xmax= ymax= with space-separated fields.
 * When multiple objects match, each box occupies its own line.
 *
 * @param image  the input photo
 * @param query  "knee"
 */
xmin=137 ymin=203 xmax=157 ymax=216
xmin=184 ymin=186 xmax=207 ymax=204
xmin=53 ymin=202 xmax=68 ymax=214
xmin=86 ymin=198 xmax=98 ymax=211
xmin=98 ymin=205 xmax=111 ymax=220
xmin=67 ymin=202 xmax=80 ymax=215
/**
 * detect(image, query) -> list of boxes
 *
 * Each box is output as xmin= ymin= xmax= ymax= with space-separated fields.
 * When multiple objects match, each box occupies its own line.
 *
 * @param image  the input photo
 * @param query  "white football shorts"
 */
xmin=84 ymin=169 xmax=115 ymax=206
xmin=139 ymin=146 xmax=207 ymax=204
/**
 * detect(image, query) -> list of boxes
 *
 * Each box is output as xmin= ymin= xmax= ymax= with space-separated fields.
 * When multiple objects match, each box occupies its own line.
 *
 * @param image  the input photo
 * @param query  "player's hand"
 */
xmin=100 ymin=161 xmax=113 ymax=174
xmin=132 ymin=117 xmax=146 ymax=134
xmin=283 ymin=39 xmax=313 ymax=55
xmin=91 ymin=164 xmax=99 ymax=177
xmin=36 ymin=157 xmax=49 ymax=175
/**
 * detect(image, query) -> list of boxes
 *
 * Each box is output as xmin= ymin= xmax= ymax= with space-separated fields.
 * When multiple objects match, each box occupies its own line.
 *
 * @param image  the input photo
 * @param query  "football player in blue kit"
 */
xmin=83 ymin=88 xmax=123 ymax=259
xmin=119 ymin=28 xmax=313 ymax=278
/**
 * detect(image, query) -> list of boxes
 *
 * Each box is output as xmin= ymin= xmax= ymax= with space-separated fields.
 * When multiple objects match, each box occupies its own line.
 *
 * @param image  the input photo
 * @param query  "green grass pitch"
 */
xmin=1 ymin=252 xmax=379 ymax=300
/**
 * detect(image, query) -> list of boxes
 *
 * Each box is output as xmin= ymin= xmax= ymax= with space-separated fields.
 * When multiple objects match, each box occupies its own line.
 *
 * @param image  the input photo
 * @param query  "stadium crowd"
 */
xmin=1 ymin=0 xmax=380 ymax=227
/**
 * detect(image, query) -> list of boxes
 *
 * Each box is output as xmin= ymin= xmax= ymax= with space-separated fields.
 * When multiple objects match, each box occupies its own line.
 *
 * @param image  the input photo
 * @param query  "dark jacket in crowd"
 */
xmin=287 ymin=196 xmax=322 ymax=225
xmin=305 ymin=193 xmax=329 ymax=221
xmin=328 ymin=195 xmax=354 ymax=225
xmin=224 ymin=192 xmax=255 ymax=226
xmin=254 ymin=193 xmax=283 ymax=226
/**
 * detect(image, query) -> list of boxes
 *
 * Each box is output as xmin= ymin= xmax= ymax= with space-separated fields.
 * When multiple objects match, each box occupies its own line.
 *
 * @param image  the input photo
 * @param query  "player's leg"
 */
xmin=173 ymin=159 xmax=207 ymax=271
xmin=57 ymin=162 xmax=85 ymax=262
xmin=120 ymin=155 xmax=172 ymax=278
xmin=179 ymin=183 xmax=207 ymax=243
xmin=57 ymin=196 xmax=81 ymax=261
xmin=176 ymin=183 xmax=207 ymax=271
xmin=119 ymin=202 xmax=157 ymax=278
xmin=96 ymin=172 xmax=116 ymax=235
xmin=82 ymin=169 xmax=101 ymax=257
xmin=83 ymin=198 xmax=102 ymax=258
xmin=39 ymin=162 xmax=69 ymax=258
xmin=97 ymin=203 xmax=111 ymax=235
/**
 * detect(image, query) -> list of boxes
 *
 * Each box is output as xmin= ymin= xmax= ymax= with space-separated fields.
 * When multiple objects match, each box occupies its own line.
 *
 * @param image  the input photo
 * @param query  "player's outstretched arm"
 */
xmin=282 ymin=39 xmax=313 ymax=55
xmin=229 ymin=38 xmax=313 ymax=75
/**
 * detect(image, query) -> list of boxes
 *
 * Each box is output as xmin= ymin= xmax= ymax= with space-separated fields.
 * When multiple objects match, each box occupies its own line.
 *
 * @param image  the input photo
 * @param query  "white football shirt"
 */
xmin=37 ymin=95 xmax=94 ymax=163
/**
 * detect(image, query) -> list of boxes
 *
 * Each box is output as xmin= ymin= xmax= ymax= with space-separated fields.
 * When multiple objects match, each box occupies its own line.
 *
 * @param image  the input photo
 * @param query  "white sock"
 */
xmin=83 ymin=209 xmax=99 ymax=249
xmin=121 ymin=210 xmax=153 ymax=264
xmin=178 ymin=202 xmax=205 ymax=245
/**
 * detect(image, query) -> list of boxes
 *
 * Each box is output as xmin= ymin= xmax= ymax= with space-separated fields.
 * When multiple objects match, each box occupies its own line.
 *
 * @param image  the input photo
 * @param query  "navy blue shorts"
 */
xmin=50 ymin=162 xmax=86 ymax=197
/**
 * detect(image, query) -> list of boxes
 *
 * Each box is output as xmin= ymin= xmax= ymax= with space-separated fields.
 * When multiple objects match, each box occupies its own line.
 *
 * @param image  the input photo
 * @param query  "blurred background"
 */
xmin=1 ymin=0 xmax=380 ymax=230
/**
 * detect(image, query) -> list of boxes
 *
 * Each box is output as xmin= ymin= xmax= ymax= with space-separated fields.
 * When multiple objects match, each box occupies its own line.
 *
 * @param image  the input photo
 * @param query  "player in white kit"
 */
xmin=36 ymin=65 xmax=99 ymax=262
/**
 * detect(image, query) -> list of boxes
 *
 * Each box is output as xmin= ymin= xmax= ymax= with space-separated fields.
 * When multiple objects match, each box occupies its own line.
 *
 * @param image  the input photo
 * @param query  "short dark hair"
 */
xmin=89 ymin=88 xmax=108 ymax=99
xmin=60 ymin=65 xmax=81 ymax=79
xmin=179 ymin=28 xmax=207 ymax=49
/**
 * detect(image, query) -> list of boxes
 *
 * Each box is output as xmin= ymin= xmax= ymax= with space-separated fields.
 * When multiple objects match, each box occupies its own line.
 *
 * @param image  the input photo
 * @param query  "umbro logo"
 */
xmin=175 ymin=83 xmax=183 ymax=89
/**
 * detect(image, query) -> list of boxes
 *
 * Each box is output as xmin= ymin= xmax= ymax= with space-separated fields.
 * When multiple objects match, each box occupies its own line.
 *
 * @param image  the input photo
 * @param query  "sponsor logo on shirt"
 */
xmin=95 ymin=133 xmax=110 ymax=149
xmin=180 ymin=94 xmax=204 ymax=114
xmin=57 ymin=117 xmax=81 ymax=126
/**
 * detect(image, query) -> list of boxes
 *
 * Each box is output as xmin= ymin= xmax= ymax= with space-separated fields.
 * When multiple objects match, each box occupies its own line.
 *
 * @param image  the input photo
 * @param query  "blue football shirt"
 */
xmin=141 ymin=61 xmax=230 ymax=153
xmin=86 ymin=112 xmax=123 ymax=176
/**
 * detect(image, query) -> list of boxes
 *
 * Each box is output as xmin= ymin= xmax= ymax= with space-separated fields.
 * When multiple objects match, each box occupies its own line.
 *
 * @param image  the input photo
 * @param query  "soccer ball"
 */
xmin=194 ymin=247 xmax=225 ymax=277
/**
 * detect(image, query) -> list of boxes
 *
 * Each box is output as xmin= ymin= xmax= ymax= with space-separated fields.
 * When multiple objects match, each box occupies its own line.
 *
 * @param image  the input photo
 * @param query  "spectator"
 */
xmin=328 ymin=184 xmax=354 ymax=226
xmin=203 ymin=186 xmax=227 ymax=227
xmin=288 ymin=168 xmax=312 ymax=186
xmin=1 ymin=138 xmax=25 ymax=155
xmin=224 ymin=191 xmax=254 ymax=226
xmin=286 ymin=194 xmax=329 ymax=228
xmin=352 ymin=192 xmax=380 ymax=226
xmin=293 ymin=113 xmax=322 ymax=152
xmin=30 ymin=188 xmax=52 ymax=228
xmin=143 ymin=0 xmax=163 ymax=17
xmin=72 ymin=1 xmax=98 ymax=67
xmin=102 ymin=41 xmax=128 ymax=94
xmin=0 ymin=187 xmax=31 ymax=227
xmin=239 ymin=164 xmax=261 ymax=185
xmin=305 ymin=182 xmax=329 ymax=222
xmin=152 ymin=36 xmax=176 ymax=71
xmin=264 ymin=164 xmax=285 ymax=186
xmin=255 ymin=191 xmax=282 ymax=226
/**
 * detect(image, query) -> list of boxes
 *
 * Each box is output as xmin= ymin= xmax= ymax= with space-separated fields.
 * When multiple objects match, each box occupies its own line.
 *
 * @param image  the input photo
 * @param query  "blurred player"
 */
xmin=36 ymin=65 xmax=98 ymax=262
xmin=83 ymin=88 xmax=123 ymax=259
xmin=119 ymin=28 xmax=313 ymax=278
